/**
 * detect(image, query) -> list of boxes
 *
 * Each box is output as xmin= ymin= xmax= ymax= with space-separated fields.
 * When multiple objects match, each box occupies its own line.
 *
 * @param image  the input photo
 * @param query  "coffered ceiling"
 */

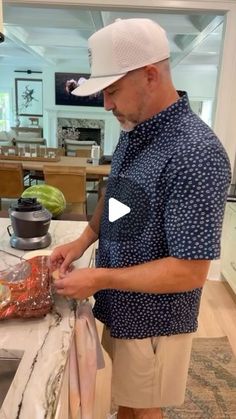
xmin=1 ymin=2 xmax=224 ymax=72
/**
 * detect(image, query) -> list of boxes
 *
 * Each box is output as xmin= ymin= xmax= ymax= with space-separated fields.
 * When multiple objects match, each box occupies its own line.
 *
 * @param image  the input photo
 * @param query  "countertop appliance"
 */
xmin=8 ymin=198 xmax=51 ymax=250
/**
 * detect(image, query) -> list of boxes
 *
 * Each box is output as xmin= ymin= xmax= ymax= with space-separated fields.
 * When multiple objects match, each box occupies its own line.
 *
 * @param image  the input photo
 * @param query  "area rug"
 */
xmin=163 ymin=336 xmax=236 ymax=419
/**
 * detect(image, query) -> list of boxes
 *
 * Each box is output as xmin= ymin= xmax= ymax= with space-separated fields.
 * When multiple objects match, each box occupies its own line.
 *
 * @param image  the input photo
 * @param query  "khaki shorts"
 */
xmin=102 ymin=327 xmax=194 ymax=409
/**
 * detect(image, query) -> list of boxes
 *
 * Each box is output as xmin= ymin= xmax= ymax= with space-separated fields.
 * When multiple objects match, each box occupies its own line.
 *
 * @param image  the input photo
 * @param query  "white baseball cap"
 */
xmin=72 ymin=18 xmax=170 ymax=97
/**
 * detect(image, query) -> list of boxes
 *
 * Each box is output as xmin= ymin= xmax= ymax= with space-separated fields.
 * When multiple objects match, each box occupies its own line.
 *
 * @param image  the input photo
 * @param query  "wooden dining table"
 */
xmin=0 ymin=156 xmax=111 ymax=179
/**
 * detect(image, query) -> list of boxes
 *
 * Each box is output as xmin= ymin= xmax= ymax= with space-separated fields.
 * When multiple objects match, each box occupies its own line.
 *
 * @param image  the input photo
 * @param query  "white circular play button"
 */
xmin=92 ymin=176 xmax=150 ymax=242
xmin=108 ymin=197 xmax=131 ymax=222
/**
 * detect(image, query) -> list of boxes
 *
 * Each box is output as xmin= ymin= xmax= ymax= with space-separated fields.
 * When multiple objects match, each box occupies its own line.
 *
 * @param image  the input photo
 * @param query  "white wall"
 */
xmin=0 ymin=0 xmax=3 ymax=34
xmin=1 ymin=66 xmax=17 ymax=126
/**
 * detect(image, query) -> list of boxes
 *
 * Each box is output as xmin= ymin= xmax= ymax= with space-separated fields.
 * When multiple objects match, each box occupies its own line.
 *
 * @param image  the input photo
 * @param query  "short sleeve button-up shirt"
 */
xmin=93 ymin=92 xmax=231 ymax=339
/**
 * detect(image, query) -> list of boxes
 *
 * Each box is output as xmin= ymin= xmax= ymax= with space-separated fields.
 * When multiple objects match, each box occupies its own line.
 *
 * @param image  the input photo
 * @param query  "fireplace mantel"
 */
xmin=57 ymin=118 xmax=104 ymax=148
xmin=43 ymin=107 xmax=120 ymax=154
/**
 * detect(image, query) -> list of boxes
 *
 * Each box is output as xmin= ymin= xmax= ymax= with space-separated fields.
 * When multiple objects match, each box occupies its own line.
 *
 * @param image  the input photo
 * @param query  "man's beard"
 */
xmin=113 ymin=112 xmax=137 ymax=132
xmin=120 ymin=120 xmax=136 ymax=132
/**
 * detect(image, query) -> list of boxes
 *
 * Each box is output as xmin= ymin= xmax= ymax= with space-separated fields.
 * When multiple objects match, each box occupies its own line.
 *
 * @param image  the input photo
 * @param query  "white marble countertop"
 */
xmin=0 ymin=218 xmax=94 ymax=419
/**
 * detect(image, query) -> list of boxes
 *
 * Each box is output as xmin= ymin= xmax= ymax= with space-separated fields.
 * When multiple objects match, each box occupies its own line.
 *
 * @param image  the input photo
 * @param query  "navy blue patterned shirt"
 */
xmin=93 ymin=92 xmax=231 ymax=339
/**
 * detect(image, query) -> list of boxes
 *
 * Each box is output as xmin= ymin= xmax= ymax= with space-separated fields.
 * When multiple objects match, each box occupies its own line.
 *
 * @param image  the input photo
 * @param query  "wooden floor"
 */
xmin=94 ymin=279 xmax=236 ymax=418
xmin=196 ymin=279 xmax=236 ymax=355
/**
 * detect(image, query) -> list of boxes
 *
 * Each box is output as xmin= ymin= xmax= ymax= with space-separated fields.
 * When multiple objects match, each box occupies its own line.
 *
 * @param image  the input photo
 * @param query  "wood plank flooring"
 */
xmin=94 ymin=280 xmax=236 ymax=418
xmin=197 ymin=279 xmax=236 ymax=355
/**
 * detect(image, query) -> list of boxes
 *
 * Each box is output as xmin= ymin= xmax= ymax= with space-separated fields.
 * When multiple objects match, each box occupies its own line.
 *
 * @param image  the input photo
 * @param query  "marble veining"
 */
xmin=44 ymin=364 xmax=66 ymax=418
xmin=0 ymin=299 xmax=75 ymax=419
xmin=15 ymin=311 xmax=66 ymax=417
xmin=0 ymin=218 xmax=94 ymax=419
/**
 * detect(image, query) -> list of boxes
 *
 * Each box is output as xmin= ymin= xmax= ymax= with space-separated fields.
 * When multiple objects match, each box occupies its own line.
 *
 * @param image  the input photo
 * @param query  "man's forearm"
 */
xmin=89 ymin=191 xmax=105 ymax=236
xmin=75 ymin=223 xmax=98 ymax=254
xmin=76 ymin=193 xmax=105 ymax=254
xmin=96 ymin=257 xmax=210 ymax=295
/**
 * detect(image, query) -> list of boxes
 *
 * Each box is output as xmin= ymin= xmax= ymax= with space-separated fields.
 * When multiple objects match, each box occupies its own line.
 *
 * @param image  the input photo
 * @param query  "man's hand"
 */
xmin=50 ymin=240 xmax=84 ymax=274
xmin=54 ymin=268 xmax=99 ymax=300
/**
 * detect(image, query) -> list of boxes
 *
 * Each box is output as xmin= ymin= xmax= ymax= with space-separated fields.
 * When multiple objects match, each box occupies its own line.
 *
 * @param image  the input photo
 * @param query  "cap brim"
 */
xmin=71 ymin=73 xmax=126 ymax=97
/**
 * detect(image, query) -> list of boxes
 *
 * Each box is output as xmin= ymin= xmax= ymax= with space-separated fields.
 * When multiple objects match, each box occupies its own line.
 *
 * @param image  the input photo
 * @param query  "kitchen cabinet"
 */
xmin=221 ymin=202 xmax=236 ymax=293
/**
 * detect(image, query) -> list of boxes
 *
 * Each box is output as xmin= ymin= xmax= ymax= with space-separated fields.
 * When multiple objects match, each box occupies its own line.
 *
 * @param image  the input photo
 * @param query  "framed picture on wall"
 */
xmin=15 ymin=78 xmax=43 ymax=116
xmin=55 ymin=72 xmax=104 ymax=107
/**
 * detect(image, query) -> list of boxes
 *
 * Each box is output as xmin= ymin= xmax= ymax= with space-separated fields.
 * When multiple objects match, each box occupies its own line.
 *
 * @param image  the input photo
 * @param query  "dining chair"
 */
xmin=75 ymin=148 xmax=92 ymax=158
xmin=0 ymin=145 xmax=32 ymax=187
xmin=74 ymin=148 xmax=101 ymax=193
xmin=43 ymin=165 xmax=87 ymax=215
xmin=0 ymin=162 xmax=25 ymax=210
xmin=28 ymin=147 xmax=65 ymax=186
xmin=9 ymin=139 xmax=45 ymax=186
xmin=63 ymin=143 xmax=103 ymax=190
xmin=64 ymin=139 xmax=96 ymax=157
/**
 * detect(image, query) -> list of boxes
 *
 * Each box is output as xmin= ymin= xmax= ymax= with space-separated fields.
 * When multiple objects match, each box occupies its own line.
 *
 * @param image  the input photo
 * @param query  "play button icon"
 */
xmin=109 ymin=198 xmax=131 ymax=222
xmin=90 ymin=176 xmax=150 ymax=242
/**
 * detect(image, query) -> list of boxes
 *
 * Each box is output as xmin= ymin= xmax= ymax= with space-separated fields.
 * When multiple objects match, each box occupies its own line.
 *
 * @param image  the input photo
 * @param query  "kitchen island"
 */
xmin=0 ymin=218 xmax=94 ymax=419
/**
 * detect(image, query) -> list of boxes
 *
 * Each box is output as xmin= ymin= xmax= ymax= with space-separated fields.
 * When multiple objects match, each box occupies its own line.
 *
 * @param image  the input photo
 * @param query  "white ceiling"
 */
xmin=1 ymin=2 xmax=225 ymax=72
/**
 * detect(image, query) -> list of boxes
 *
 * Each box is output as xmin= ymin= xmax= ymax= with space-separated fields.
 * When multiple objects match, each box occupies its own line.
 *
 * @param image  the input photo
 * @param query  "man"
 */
xmin=51 ymin=19 xmax=231 ymax=419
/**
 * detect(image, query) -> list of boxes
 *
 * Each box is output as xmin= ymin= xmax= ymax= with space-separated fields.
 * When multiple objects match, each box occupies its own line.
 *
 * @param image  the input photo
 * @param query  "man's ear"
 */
xmin=144 ymin=65 xmax=159 ymax=84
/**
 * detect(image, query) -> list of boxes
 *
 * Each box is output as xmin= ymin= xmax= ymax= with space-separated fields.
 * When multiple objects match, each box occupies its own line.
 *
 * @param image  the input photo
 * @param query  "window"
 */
xmin=0 ymin=92 xmax=10 ymax=131
xmin=190 ymin=100 xmax=213 ymax=127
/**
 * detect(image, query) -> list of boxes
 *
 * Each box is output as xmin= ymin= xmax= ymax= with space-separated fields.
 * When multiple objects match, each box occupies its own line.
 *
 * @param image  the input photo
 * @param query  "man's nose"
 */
xmin=103 ymin=92 xmax=115 ymax=111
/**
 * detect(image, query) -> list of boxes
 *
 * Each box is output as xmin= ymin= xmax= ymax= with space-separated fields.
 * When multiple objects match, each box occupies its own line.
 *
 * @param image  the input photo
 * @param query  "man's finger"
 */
xmin=54 ymin=279 xmax=65 ymax=289
xmin=55 ymin=288 xmax=66 ymax=295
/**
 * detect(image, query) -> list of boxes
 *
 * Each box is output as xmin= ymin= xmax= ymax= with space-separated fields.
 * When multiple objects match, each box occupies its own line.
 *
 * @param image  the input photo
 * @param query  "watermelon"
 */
xmin=21 ymin=184 xmax=66 ymax=217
